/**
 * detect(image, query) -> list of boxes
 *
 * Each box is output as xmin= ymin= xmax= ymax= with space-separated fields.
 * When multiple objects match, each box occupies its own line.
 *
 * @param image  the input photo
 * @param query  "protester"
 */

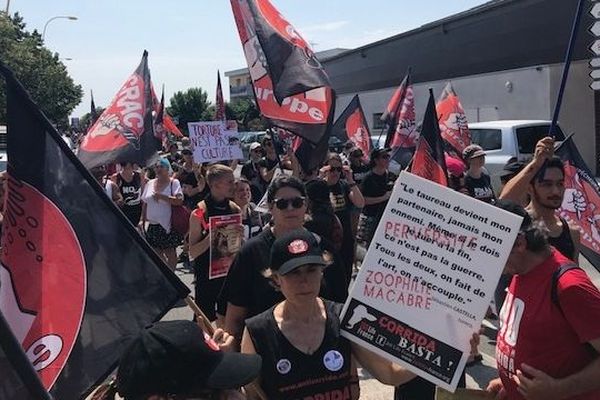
xmin=114 ymin=162 xmax=144 ymax=225
xmin=177 ymin=149 xmax=207 ymax=209
xmin=348 ymin=147 xmax=370 ymax=186
xmin=90 ymin=165 xmax=124 ymax=206
xmin=242 ymin=229 xmax=416 ymax=400
xmin=322 ymin=153 xmax=365 ymax=282
xmin=258 ymin=135 xmax=280 ymax=188
xmin=462 ymin=144 xmax=495 ymax=203
xmin=188 ymin=164 xmax=240 ymax=324
xmin=358 ymin=148 xmax=396 ymax=248
xmin=140 ymin=158 xmax=183 ymax=270
xmin=500 ymin=137 xmax=579 ymax=261
xmin=487 ymin=200 xmax=600 ymax=400
xmin=91 ymin=320 xmax=262 ymax=400
xmin=340 ymin=140 xmax=355 ymax=164
xmin=233 ymin=178 xmax=264 ymax=240
xmin=165 ymin=142 xmax=182 ymax=171
xmin=241 ymin=142 xmax=265 ymax=204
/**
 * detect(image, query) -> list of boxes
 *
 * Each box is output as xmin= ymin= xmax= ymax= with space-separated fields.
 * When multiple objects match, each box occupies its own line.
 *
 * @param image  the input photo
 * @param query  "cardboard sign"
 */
xmin=188 ymin=120 xmax=243 ymax=163
xmin=340 ymin=171 xmax=522 ymax=391
xmin=208 ymin=214 xmax=242 ymax=280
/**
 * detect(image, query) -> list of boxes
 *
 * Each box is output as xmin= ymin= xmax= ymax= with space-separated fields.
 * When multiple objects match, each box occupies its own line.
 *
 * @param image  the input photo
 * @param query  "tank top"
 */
xmin=548 ymin=217 xmax=576 ymax=261
xmin=117 ymin=172 xmax=142 ymax=224
xmin=246 ymin=300 xmax=354 ymax=400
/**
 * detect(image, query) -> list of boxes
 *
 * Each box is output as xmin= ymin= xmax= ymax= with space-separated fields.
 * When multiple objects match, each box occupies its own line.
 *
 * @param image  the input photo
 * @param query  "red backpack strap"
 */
xmin=192 ymin=200 xmax=209 ymax=232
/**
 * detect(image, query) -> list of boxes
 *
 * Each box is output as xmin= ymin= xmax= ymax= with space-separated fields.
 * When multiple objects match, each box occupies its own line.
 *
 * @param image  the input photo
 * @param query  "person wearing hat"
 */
xmin=462 ymin=144 xmax=496 ymax=204
xmin=357 ymin=147 xmax=396 ymax=247
xmin=92 ymin=320 xmax=262 ymax=400
xmin=241 ymin=142 xmax=265 ymax=204
xmin=486 ymin=200 xmax=600 ymax=400
xmin=241 ymin=229 xmax=416 ymax=400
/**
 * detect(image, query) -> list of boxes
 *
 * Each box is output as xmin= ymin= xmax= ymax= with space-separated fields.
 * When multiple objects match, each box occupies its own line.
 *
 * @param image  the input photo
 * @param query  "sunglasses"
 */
xmin=273 ymin=196 xmax=305 ymax=210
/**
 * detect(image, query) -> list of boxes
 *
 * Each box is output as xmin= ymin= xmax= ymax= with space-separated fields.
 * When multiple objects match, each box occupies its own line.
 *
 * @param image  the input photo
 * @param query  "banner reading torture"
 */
xmin=340 ymin=171 xmax=521 ymax=391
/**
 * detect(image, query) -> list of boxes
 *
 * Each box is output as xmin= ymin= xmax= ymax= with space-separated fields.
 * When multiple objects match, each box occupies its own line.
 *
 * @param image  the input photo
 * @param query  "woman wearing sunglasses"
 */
xmin=221 ymin=175 xmax=345 ymax=349
xmin=241 ymin=229 xmax=416 ymax=400
xmin=321 ymin=153 xmax=364 ymax=283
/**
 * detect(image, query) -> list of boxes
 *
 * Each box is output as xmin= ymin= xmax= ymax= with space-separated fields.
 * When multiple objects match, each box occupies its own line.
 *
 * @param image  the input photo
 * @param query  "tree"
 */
xmin=0 ymin=13 xmax=83 ymax=130
xmin=226 ymin=98 xmax=267 ymax=131
xmin=79 ymin=107 xmax=105 ymax=132
xmin=167 ymin=87 xmax=212 ymax=135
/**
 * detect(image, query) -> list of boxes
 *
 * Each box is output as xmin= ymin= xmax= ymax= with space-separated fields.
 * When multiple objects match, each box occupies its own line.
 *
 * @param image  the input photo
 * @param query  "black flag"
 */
xmin=409 ymin=89 xmax=448 ymax=186
xmin=556 ymin=136 xmax=600 ymax=272
xmin=331 ymin=95 xmax=371 ymax=158
xmin=0 ymin=62 xmax=189 ymax=399
xmin=90 ymin=90 xmax=98 ymax=125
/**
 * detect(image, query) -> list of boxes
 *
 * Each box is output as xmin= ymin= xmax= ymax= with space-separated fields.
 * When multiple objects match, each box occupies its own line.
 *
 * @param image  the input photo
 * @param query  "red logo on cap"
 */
xmin=288 ymin=240 xmax=308 ymax=255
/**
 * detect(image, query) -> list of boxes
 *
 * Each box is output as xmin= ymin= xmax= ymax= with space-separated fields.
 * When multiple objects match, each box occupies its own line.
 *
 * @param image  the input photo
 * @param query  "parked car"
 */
xmin=469 ymin=120 xmax=566 ymax=190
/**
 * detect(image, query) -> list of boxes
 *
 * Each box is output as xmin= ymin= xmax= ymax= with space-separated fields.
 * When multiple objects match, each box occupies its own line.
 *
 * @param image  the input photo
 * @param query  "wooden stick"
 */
xmin=185 ymin=295 xmax=214 ymax=335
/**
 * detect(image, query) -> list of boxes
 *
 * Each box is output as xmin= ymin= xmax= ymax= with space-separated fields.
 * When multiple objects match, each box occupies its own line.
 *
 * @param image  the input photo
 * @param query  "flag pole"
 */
xmin=549 ymin=0 xmax=585 ymax=137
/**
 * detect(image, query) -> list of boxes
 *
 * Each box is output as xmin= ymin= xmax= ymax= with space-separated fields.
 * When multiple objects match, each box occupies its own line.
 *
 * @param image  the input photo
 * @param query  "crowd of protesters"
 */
xmin=87 ymin=134 xmax=600 ymax=400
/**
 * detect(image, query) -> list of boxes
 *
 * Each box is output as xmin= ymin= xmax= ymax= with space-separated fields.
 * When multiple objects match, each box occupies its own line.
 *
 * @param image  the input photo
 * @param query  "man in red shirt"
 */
xmin=487 ymin=200 xmax=600 ymax=400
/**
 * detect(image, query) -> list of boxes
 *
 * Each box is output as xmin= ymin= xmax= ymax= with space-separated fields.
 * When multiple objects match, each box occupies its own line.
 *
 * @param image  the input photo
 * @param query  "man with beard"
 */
xmin=500 ymin=137 xmax=580 ymax=262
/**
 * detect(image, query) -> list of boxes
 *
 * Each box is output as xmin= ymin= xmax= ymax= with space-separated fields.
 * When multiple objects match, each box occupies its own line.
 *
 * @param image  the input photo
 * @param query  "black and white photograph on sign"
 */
xmin=341 ymin=171 xmax=522 ymax=391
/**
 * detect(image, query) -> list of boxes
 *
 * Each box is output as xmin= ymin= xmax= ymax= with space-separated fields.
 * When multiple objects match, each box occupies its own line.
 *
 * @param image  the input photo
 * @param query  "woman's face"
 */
xmin=234 ymin=182 xmax=251 ymax=206
xmin=470 ymin=155 xmax=485 ymax=170
xmin=269 ymin=186 xmax=306 ymax=230
xmin=327 ymin=159 xmax=343 ymax=183
xmin=154 ymin=163 xmax=169 ymax=178
xmin=274 ymin=264 xmax=323 ymax=301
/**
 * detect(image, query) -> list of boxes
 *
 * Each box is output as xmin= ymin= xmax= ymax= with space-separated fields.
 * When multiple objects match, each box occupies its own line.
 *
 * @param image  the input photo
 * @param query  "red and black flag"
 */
xmin=90 ymin=90 xmax=98 ymax=125
xmin=331 ymin=95 xmax=371 ymax=159
xmin=230 ymin=0 xmax=335 ymax=145
xmin=0 ymin=62 xmax=189 ymax=399
xmin=0 ymin=311 xmax=52 ymax=400
xmin=151 ymin=84 xmax=184 ymax=138
xmin=556 ymin=137 xmax=600 ymax=272
xmin=215 ymin=70 xmax=226 ymax=121
xmin=436 ymin=82 xmax=471 ymax=158
xmin=78 ymin=50 xmax=160 ymax=169
xmin=410 ymin=89 xmax=448 ymax=186
xmin=381 ymin=71 xmax=417 ymax=149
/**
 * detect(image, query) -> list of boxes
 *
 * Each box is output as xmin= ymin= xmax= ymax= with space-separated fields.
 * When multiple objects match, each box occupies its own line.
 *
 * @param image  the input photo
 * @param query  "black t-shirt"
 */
xmin=328 ymin=181 xmax=354 ymax=279
xmin=464 ymin=172 xmax=495 ymax=204
xmin=117 ymin=172 xmax=142 ymax=224
xmin=350 ymin=164 xmax=370 ymax=185
xmin=241 ymin=204 xmax=264 ymax=240
xmin=246 ymin=300 xmax=354 ymax=400
xmin=258 ymin=156 xmax=279 ymax=185
xmin=192 ymin=196 xmax=239 ymax=321
xmin=360 ymin=170 xmax=396 ymax=218
xmin=177 ymin=167 xmax=204 ymax=209
xmin=242 ymin=160 xmax=266 ymax=204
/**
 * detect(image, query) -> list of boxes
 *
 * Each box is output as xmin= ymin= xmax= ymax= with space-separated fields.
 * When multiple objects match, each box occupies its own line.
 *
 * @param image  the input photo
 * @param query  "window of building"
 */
xmin=235 ymin=78 xmax=242 ymax=86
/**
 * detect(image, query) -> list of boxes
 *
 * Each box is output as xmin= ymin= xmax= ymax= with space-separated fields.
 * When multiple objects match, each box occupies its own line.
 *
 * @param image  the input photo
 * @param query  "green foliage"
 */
xmin=79 ymin=107 xmax=105 ymax=131
xmin=0 ymin=13 xmax=83 ymax=129
xmin=226 ymin=97 xmax=267 ymax=131
xmin=167 ymin=87 xmax=212 ymax=134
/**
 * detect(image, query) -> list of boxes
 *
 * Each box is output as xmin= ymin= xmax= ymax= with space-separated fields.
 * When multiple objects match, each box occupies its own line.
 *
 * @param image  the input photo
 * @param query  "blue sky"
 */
xmin=7 ymin=0 xmax=488 ymax=117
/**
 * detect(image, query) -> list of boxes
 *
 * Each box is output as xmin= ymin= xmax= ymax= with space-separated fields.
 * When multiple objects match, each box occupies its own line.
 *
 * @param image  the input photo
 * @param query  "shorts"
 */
xmin=357 ymin=214 xmax=379 ymax=246
xmin=145 ymin=224 xmax=183 ymax=250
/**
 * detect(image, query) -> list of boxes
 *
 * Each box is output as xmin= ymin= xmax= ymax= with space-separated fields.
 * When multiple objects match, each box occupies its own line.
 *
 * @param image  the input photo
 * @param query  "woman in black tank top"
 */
xmin=242 ymin=230 xmax=416 ymax=400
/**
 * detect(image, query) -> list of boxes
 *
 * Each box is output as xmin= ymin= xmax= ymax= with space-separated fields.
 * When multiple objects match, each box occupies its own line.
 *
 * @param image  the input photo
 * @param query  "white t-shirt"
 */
xmin=141 ymin=178 xmax=183 ymax=232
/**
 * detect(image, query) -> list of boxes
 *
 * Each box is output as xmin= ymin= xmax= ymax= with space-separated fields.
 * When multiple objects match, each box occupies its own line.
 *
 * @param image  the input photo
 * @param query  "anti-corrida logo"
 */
xmin=0 ymin=174 xmax=86 ymax=389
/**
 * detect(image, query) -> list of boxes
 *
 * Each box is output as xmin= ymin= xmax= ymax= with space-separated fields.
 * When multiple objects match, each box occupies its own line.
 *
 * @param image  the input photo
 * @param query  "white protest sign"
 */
xmin=340 ymin=171 xmax=522 ymax=392
xmin=188 ymin=120 xmax=243 ymax=163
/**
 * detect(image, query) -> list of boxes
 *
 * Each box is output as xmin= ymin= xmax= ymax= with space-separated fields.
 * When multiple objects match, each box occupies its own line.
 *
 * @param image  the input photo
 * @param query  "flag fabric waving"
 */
xmin=409 ymin=89 xmax=448 ymax=186
xmin=78 ymin=50 xmax=160 ymax=169
xmin=0 ymin=311 xmax=52 ymax=400
xmin=215 ymin=70 xmax=226 ymax=121
xmin=230 ymin=0 xmax=335 ymax=145
xmin=331 ymin=95 xmax=371 ymax=158
xmin=381 ymin=72 xmax=417 ymax=149
xmin=556 ymin=137 xmax=600 ymax=272
xmin=151 ymin=85 xmax=184 ymax=138
xmin=0 ymin=62 xmax=189 ymax=399
xmin=436 ymin=82 xmax=471 ymax=158
xmin=90 ymin=90 xmax=98 ymax=126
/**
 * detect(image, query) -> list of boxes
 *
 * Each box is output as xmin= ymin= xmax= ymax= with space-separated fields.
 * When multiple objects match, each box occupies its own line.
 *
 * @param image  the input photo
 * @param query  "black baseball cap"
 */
xmin=117 ymin=321 xmax=262 ymax=398
xmin=498 ymin=161 xmax=525 ymax=177
xmin=370 ymin=147 xmax=391 ymax=159
xmin=271 ymin=229 xmax=327 ymax=275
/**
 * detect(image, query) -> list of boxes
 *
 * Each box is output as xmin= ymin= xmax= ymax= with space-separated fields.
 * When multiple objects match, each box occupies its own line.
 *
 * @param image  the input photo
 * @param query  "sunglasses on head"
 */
xmin=273 ymin=196 xmax=305 ymax=210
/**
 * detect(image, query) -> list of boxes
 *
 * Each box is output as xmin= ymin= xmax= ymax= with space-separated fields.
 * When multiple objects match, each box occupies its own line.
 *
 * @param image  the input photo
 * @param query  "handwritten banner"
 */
xmin=341 ymin=171 xmax=522 ymax=391
xmin=188 ymin=120 xmax=243 ymax=163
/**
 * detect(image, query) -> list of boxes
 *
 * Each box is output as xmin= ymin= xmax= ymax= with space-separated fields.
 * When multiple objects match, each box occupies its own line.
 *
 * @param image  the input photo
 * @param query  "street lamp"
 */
xmin=42 ymin=15 xmax=78 ymax=41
